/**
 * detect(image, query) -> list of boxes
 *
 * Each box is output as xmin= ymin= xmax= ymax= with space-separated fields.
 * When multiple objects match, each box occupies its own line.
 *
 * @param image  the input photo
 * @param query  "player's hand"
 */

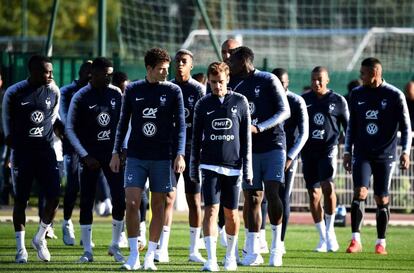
xmin=53 ymin=119 xmax=65 ymax=140
xmin=285 ymin=157 xmax=293 ymax=171
xmin=343 ymin=153 xmax=352 ymax=173
xmin=251 ymin=125 xmax=259 ymax=134
xmin=174 ymin=154 xmax=186 ymax=173
xmin=399 ymin=153 xmax=410 ymax=170
xmin=110 ymin=153 xmax=121 ymax=173
xmin=82 ymin=155 xmax=100 ymax=170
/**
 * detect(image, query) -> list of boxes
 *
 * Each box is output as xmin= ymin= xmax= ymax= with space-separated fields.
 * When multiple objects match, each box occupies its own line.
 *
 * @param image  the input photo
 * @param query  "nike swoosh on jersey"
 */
xmin=136 ymin=98 xmax=144 ymax=101
xmin=306 ymin=104 xmax=312 ymax=107
xmin=207 ymin=110 xmax=215 ymax=115
xmin=89 ymin=104 xmax=97 ymax=109
xmin=358 ymin=101 xmax=365 ymax=105
xmin=21 ymin=102 xmax=30 ymax=105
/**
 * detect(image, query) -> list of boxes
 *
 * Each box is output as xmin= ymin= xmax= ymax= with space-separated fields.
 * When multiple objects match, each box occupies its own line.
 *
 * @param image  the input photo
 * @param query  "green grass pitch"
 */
xmin=0 ymin=219 xmax=413 ymax=272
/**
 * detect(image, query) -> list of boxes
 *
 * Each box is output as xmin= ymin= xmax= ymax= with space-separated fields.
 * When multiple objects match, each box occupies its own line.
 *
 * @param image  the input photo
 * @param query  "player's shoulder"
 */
xmin=188 ymin=78 xmax=206 ymax=94
xmin=287 ymin=90 xmax=306 ymax=106
xmin=5 ymin=80 xmax=29 ymax=95
xmin=60 ymin=81 xmax=76 ymax=94
xmin=107 ymin=84 xmax=122 ymax=96
xmin=161 ymin=80 xmax=181 ymax=92
xmin=329 ymin=90 xmax=347 ymax=103
xmin=381 ymin=81 xmax=404 ymax=98
xmin=71 ymin=83 xmax=91 ymax=101
xmin=253 ymin=69 xmax=278 ymax=84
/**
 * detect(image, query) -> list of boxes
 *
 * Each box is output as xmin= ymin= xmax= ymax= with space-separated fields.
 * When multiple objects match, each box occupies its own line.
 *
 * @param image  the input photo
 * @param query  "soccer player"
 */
xmin=3 ymin=55 xmax=60 ymax=263
xmin=156 ymin=49 xmax=206 ymax=263
xmin=404 ymin=81 xmax=414 ymax=129
xmin=216 ymin=38 xmax=242 ymax=248
xmin=227 ymin=46 xmax=290 ymax=267
xmin=343 ymin=57 xmax=411 ymax=255
xmin=272 ymin=68 xmax=309 ymax=255
xmin=190 ymin=61 xmax=252 ymax=271
xmin=59 ymin=60 xmax=92 ymax=246
xmin=66 ymin=57 xmax=126 ymax=263
xmin=110 ymin=48 xmax=186 ymax=271
xmin=301 ymin=66 xmax=349 ymax=252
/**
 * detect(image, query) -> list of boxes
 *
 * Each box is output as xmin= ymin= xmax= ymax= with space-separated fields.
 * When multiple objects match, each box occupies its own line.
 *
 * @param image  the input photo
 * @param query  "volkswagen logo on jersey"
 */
xmin=45 ymin=97 xmax=51 ymax=109
xmin=30 ymin=111 xmax=44 ymax=124
xmin=311 ymin=129 xmax=325 ymax=139
xmin=313 ymin=113 xmax=325 ymax=125
xmin=142 ymin=122 xmax=157 ymax=137
xmin=249 ymin=102 xmax=256 ymax=114
xmin=97 ymin=112 xmax=111 ymax=127
xmin=366 ymin=123 xmax=378 ymax=135
xmin=29 ymin=126 xmax=44 ymax=137
xmin=365 ymin=110 xmax=379 ymax=119
xmin=212 ymin=118 xmax=233 ymax=130
xmin=142 ymin=108 xmax=157 ymax=118
xmin=111 ymin=98 xmax=116 ymax=109
xmin=254 ymin=86 xmax=261 ymax=97
xmin=188 ymin=95 xmax=194 ymax=107
xmin=381 ymin=99 xmax=387 ymax=109
xmin=184 ymin=108 xmax=190 ymax=118
xmin=97 ymin=129 xmax=111 ymax=140
xmin=160 ymin=94 xmax=167 ymax=106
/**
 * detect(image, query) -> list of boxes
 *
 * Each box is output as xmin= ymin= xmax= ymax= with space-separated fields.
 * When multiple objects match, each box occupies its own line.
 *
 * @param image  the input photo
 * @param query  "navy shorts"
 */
xmin=11 ymin=147 xmax=60 ymax=203
xmin=201 ymin=169 xmax=241 ymax=210
xmin=174 ymin=155 xmax=201 ymax=194
xmin=352 ymin=157 xmax=396 ymax=197
xmin=243 ymin=149 xmax=286 ymax=191
xmin=124 ymin=157 xmax=174 ymax=193
xmin=302 ymin=147 xmax=338 ymax=189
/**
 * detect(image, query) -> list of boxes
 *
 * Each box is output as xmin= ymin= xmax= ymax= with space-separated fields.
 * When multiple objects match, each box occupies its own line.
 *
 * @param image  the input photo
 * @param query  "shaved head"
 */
xmin=221 ymin=38 xmax=241 ymax=61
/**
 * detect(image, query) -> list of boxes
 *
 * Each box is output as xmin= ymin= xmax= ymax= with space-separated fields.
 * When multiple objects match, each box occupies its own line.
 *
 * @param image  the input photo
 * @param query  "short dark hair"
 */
xmin=312 ymin=66 xmax=328 ymax=74
xmin=28 ymin=54 xmax=52 ymax=72
xmin=91 ymin=57 xmax=113 ymax=72
xmin=78 ymin=60 xmax=93 ymax=77
xmin=175 ymin=49 xmax=193 ymax=59
xmin=112 ymin=71 xmax=128 ymax=87
xmin=207 ymin=62 xmax=229 ymax=78
xmin=192 ymin=72 xmax=206 ymax=84
xmin=230 ymin=46 xmax=254 ymax=63
xmin=272 ymin=68 xmax=288 ymax=80
xmin=361 ymin=57 xmax=382 ymax=68
xmin=145 ymin=48 xmax=171 ymax=68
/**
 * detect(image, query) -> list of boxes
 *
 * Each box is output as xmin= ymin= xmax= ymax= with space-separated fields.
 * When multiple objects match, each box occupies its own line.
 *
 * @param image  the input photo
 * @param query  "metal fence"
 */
xmin=290 ymin=145 xmax=414 ymax=211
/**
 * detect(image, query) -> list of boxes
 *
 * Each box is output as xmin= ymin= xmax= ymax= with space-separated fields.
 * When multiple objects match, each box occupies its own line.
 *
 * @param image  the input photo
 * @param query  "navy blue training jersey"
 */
xmin=2 ymin=80 xmax=60 ymax=150
xmin=171 ymin=77 xmax=205 ymax=146
xmin=229 ymin=69 xmax=290 ymax=153
xmin=190 ymin=91 xmax=252 ymax=181
xmin=344 ymin=81 xmax=411 ymax=160
xmin=302 ymin=90 xmax=349 ymax=154
xmin=65 ymin=83 xmax=122 ymax=158
xmin=113 ymin=79 xmax=186 ymax=160
xmin=60 ymin=80 xmax=85 ymax=155
xmin=284 ymin=90 xmax=309 ymax=160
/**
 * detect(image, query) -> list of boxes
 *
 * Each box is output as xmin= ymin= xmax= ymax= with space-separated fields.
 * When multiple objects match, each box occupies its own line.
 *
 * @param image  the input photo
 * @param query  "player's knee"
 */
xmin=126 ymin=198 xmax=140 ymax=211
xmin=354 ymin=187 xmax=368 ymax=200
xmin=308 ymin=189 xmax=321 ymax=202
xmin=374 ymin=195 xmax=389 ymax=206
xmin=321 ymin=181 xmax=334 ymax=195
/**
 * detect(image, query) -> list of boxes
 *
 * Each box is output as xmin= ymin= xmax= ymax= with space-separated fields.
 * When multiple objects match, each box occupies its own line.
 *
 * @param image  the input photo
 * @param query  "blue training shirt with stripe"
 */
xmin=113 ymin=79 xmax=186 ymax=160
xmin=344 ymin=81 xmax=412 ymax=160
xmin=2 ymin=79 xmax=60 ymax=150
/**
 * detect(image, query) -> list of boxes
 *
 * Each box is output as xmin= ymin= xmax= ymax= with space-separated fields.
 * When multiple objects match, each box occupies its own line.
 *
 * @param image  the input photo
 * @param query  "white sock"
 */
xmin=243 ymin=229 xmax=249 ymax=252
xmin=315 ymin=221 xmax=326 ymax=241
xmin=111 ymin=219 xmax=124 ymax=246
xmin=128 ymin=237 xmax=139 ymax=255
xmin=325 ymin=213 xmax=335 ymax=234
xmin=204 ymin=236 xmax=217 ymax=261
xmin=139 ymin=221 xmax=146 ymax=238
xmin=145 ymin=241 xmax=158 ymax=260
xmin=35 ymin=221 xmax=50 ymax=241
xmin=80 ymin=224 xmax=93 ymax=253
xmin=352 ymin=232 xmax=361 ymax=243
xmin=104 ymin=198 xmax=113 ymax=211
xmin=189 ymin=226 xmax=201 ymax=254
xmin=376 ymin=238 xmax=386 ymax=247
xmin=16 ymin=231 xmax=25 ymax=251
xmin=226 ymin=234 xmax=238 ymax=259
xmin=158 ymin=225 xmax=171 ymax=253
xmin=249 ymin=232 xmax=260 ymax=254
xmin=270 ymin=224 xmax=282 ymax=251
xmin=63 ymin=219 xmax=73 ymax=227
xmin=260 ymin=229 xmax=266 ymax=244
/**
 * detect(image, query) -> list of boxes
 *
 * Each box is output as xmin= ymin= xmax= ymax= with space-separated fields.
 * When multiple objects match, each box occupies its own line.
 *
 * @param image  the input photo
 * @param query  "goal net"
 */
xmin=120 ymin=0 xmax=414 ymax=72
